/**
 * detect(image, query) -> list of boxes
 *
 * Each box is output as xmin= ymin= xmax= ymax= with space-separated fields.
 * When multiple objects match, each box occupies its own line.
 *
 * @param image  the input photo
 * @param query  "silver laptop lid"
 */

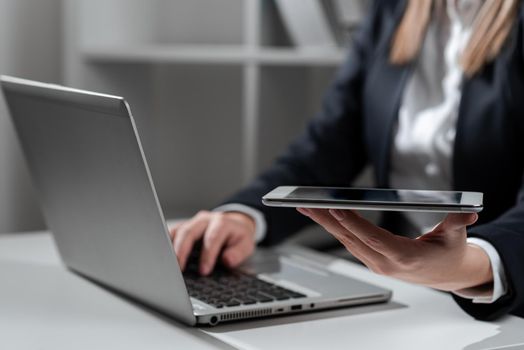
xmin=1 ymin=76 xmax=196 ymax=325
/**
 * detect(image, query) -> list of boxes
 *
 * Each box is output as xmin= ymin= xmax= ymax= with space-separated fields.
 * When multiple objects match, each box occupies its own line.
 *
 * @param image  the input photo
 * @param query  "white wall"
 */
xmin=0 ymin=0 xmax=62 ymax=232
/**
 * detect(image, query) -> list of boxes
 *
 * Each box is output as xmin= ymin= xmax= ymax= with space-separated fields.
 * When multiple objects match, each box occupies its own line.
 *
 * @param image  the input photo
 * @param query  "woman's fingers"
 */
xmin=437 ymin=212 xmax=478 ymax=233
xmin=221 ymin=233 xmax=255 ymax=268
xmin=297 ymin=208 xmax=387 ymax=269
xmin=328 ymin=209 xmax=408 ymax=260
xmin=173 ymin=212 xmax=210 ymax=270
xmin=168 ymin=221 xmax=185 ymax=239
xmin=199 ymin=217 xmax=230 ymax=275
xmin=419 ymin=212 xmax=478 ymax=248
xmin=298 ymin=207 xmax=421 ymax=275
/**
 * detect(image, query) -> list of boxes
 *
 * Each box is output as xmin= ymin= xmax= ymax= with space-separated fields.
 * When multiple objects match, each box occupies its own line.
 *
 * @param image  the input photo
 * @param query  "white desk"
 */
xmin=1 ymin=232 xmax=524 ymax=350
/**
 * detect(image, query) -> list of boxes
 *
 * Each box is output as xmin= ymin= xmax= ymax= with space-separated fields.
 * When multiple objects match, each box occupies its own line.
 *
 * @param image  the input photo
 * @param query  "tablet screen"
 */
xmin=285 ymin=188 xmax=464 ymax=206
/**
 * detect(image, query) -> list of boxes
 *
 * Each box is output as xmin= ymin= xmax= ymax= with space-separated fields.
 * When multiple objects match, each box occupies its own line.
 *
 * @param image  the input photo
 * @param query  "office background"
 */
xmin=3 ymin=3 xmax=524 ymax=348
xmin=0 ymin=0 xmax=369 ymax=238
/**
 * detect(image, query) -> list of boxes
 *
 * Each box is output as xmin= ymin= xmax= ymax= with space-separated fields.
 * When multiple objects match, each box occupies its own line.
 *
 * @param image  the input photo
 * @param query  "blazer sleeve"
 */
xmin=453 ymin=176 xmax=524 ymax=320
xmin=219 ymin=3 xmax=386 ymax=246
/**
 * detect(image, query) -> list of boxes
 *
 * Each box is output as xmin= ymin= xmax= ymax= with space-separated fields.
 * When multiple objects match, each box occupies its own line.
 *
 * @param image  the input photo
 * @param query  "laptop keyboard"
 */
xmin=183 ymin=249 xmax=306 ymax=309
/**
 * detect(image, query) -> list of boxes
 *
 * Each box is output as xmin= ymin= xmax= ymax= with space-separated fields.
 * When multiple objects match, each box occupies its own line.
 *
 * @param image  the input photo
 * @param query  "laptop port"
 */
xmin=291 ymin=305 xmax=302 ymax=311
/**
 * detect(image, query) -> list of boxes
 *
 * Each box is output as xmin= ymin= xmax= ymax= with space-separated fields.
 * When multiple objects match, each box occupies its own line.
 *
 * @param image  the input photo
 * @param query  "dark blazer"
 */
xmin=223 ymin=0 xmax=524 ymax=320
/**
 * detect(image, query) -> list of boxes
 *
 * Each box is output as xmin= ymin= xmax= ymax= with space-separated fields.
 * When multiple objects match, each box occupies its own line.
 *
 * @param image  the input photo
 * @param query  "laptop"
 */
xmin=0 ymin=75 xmax=391 ymax=326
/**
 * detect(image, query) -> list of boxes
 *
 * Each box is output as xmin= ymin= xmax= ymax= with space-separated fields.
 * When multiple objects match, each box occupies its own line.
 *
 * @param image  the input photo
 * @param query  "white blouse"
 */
xmin=391 ymin=0 xmax=478 ymax=233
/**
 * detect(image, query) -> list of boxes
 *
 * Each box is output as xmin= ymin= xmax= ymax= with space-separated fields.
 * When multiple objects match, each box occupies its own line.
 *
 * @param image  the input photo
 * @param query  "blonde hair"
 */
xmin=390 ymin=0 xmax=520 ymax=76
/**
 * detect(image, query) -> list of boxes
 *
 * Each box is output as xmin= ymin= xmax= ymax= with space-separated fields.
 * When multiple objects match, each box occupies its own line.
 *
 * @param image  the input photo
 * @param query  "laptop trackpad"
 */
xmin=239 ymin=253 xmax=332 ymax=296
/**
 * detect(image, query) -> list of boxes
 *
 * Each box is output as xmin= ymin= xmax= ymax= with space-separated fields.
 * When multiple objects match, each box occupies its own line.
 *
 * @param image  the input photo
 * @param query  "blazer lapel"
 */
xmin=372 ymin=62 xmax=411 ymax=187
xmin=363 ymin=0 xmax=412 ymax=187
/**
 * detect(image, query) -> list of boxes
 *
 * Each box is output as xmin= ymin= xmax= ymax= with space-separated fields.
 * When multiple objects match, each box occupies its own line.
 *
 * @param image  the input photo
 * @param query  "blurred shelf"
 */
xmin=256 ymin=47 xmax=346 ymax=66
xmin=83 ymin=45 xmax=347 ymax=66
xmin=83 ymin=45 xmax=250 ymax=65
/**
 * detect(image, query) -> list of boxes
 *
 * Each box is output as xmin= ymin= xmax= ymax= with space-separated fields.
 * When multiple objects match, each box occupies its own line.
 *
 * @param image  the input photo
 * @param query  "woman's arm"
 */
xmin=222 ymin=1 xmax=392 ymax=245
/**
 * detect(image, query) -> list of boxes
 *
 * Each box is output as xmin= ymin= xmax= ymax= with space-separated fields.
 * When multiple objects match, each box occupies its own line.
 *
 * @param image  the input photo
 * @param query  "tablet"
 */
xmin=262 ymin=186 xmax=483 ymax=213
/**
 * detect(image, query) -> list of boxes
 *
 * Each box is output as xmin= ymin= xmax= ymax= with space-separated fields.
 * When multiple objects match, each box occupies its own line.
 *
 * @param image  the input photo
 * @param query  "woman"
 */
xmin=170 ymin=0 xmax=524 ymax=320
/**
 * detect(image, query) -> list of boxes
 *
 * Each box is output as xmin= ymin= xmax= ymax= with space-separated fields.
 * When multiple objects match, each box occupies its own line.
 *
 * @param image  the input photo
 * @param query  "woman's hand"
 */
xmin=297 ymin=208 xmax=493 ymax=292
xmin=169 ymin=211 xmax=256 ymax=276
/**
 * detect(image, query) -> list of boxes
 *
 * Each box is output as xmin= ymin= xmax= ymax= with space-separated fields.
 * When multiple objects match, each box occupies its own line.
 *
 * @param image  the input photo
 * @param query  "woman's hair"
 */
xmin=390 ymin=0 xmax=520 ymax=76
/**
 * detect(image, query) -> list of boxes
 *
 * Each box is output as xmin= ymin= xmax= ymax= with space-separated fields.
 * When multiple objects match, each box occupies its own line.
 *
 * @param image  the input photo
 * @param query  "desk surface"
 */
xmin=1 ymin=232 xmax=524 ymax=350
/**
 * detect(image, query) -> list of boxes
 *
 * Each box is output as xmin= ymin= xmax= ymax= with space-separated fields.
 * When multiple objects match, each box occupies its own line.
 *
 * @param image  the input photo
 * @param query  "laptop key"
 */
xmin=289 ymin=292 xmax=307 ymax=298
xmin=225 ymin=299 xmax=242 ymax=307
xmin=254 ymin=292 xmax=274 ymax=303
xmin=259 ymin=298 xmax=274 ymax=303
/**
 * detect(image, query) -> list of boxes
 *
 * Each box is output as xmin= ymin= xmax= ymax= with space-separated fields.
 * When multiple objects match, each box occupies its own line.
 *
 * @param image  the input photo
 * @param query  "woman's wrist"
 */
xmin=452 ymin=243 xmax=494 ymax=295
